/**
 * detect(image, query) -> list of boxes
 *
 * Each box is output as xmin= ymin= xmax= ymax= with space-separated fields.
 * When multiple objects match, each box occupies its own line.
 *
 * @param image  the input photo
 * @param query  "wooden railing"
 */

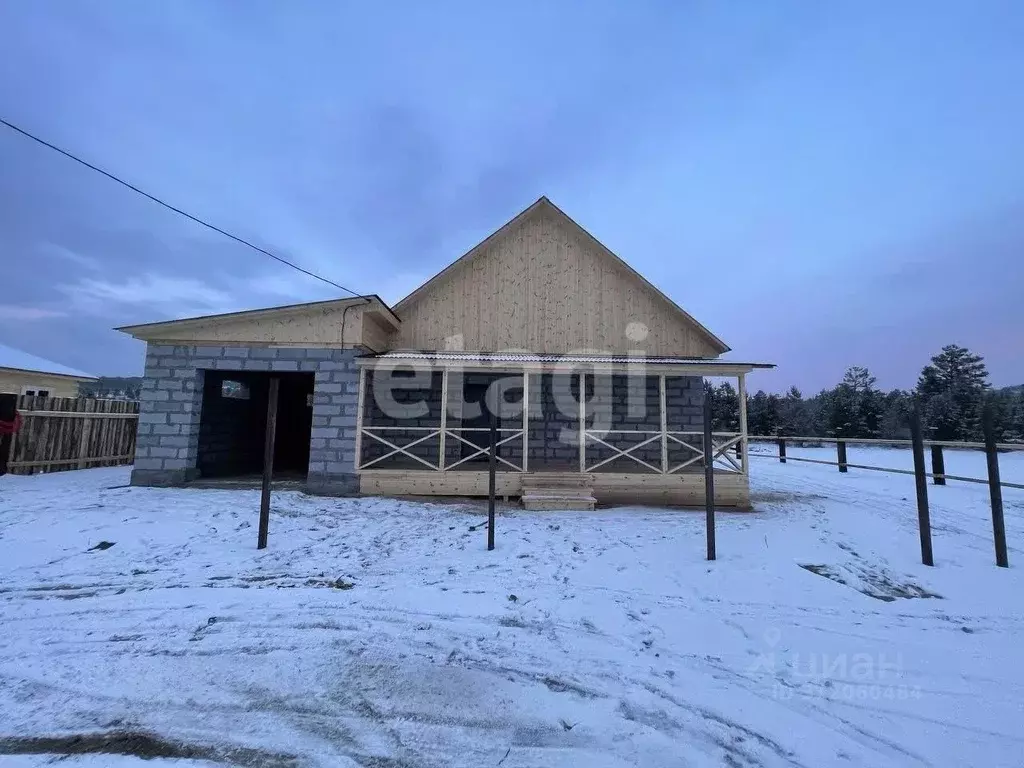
xmin=358 ymin=426 xmax=526 ymax=472
xmin=582 ymin=430 xmax=745 ymax=474
xmin=358 ymin=425 xmax=746 ymax=475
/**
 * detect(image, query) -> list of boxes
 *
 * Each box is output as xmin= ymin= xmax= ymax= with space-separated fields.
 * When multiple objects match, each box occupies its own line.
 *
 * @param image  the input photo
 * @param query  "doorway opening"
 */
xmin=196 ymin=370 xmax=314 ymax=479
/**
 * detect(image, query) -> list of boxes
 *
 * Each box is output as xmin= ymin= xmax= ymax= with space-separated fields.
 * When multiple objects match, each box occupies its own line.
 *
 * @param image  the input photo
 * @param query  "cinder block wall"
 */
xmin=132 ymin=344 xmax=360 ymax=495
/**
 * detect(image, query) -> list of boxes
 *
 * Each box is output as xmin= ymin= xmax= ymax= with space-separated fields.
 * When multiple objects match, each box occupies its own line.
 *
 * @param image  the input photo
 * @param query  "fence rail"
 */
xmin=1 ymin=395 xmax=139 ymax=476
xmin=748 ymin=435 xmax=1024 ymax=491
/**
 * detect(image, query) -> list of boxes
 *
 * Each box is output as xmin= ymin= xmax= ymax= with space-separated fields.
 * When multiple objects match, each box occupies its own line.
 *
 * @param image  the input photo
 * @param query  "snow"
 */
xmin=1 ymin=450 xmax=1022 ymax=767
xmin=0 ymin=343 xmax=95 ymax=380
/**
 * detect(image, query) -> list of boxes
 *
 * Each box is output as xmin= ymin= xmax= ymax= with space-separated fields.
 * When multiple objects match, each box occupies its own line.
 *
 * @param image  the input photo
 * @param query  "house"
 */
xmin=119 ymin=197 xmax=772 ymax=508
xmin=0 ymin=343 xmax=96 ymax=397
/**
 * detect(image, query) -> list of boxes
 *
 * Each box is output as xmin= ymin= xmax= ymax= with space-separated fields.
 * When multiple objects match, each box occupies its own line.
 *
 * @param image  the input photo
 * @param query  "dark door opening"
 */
xmin=197 ymin=370 xmax=314 ymax=479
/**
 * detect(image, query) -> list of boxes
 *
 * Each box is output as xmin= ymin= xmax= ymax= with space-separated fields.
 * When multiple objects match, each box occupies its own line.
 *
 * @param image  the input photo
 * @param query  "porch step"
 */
xmin=520 ymin=472 xmax=596 ymax=510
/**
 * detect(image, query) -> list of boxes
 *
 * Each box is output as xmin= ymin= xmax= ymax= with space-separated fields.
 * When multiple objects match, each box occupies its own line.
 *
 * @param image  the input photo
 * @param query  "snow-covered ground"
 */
xmin=1 ymin=448 xmax=1022 ymax=767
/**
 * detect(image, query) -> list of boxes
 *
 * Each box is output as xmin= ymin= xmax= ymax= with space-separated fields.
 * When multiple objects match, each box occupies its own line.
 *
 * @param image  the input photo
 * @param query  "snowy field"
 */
xmin=1 ymin=448 xmax=1022 ymax=767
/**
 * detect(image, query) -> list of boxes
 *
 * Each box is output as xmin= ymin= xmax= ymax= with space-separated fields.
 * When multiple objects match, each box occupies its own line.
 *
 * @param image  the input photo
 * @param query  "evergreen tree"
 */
xmin=878 ymin=390 xmax=912 ymax=439
xmin=777 ymin=386 xmax=812 ymax=436
xmin=706 ymin=381 xmax=739 ymax=432
xmin=916 ymin=345 xmax=989 ymax=440
xmin=841 ymin=366 xmax=883 ymax=437
xmin=747 ymin=390 xmax=780 ymax=435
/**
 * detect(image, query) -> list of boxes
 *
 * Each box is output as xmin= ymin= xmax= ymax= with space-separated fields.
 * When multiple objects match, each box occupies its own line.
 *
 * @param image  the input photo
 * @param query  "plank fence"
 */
xmin=0 ymin=395 xmax=139 ymax=476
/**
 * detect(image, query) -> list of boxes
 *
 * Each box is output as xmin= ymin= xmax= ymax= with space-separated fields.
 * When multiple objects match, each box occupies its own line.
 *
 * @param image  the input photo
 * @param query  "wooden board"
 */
xmin=358 ymin=469 xmax=750 ymax=509
xmin=393 ymin=199 xmax=727 ymax=357
xmin=7 ymin=396 xmax=139 ymax=475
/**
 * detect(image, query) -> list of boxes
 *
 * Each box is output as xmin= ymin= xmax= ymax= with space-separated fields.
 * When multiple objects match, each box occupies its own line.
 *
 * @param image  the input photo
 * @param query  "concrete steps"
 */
xmin=520 ymin=473 xmax=596 ymax=511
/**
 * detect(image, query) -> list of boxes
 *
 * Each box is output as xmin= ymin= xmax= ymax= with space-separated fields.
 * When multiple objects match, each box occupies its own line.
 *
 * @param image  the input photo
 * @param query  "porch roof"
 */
xmin=359 ymin=351 xmax=774 ymax=376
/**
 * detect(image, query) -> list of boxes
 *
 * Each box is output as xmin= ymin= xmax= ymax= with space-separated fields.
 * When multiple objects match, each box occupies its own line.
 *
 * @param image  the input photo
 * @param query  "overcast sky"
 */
xmin=1 ymin=1 xmax=1021 ymax=393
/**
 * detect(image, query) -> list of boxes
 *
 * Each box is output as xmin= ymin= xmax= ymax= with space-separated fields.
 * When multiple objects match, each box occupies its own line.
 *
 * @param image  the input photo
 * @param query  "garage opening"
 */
xmin=197 ymin=371 xmax=314 ymax=479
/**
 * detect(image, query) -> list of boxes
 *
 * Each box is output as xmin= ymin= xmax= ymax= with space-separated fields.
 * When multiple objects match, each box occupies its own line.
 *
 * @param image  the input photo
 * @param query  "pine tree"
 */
xmin=916 ymin=345 xmax=989 ymax=440
xmin=706 ymin=381 xmax=739 ymax=432
xmin=841 ymin=366 xmax=883 ymax=437
xmin=777 ymin=386 xmax=812 ymax=436
xmin=747 ymin=391 xmax=780 ymax=435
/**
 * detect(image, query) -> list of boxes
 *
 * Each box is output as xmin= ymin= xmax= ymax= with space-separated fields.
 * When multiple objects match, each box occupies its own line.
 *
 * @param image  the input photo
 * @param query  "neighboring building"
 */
xmin=0 ymin=343 xmax=96 ymax=397
xmin=119 ymin=197 xmax=772 ymax=508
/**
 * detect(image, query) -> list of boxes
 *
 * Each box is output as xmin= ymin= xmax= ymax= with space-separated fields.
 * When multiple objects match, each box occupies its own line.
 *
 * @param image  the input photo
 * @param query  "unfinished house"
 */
xmin=120 ymin=197 xmax=771 ymax=508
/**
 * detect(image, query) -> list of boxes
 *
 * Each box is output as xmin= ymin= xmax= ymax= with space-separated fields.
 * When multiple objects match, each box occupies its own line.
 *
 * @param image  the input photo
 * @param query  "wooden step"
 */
xmin=521 ymin=472 xmax=593 ymax=490
xmin=520 ymin=491 xmax=597 ymax=511
xmin=520 ymin=473 xmax=596 ymax=510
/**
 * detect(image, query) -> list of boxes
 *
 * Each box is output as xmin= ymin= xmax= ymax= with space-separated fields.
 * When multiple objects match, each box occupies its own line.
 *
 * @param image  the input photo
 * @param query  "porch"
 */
xmin=353 ymin=353 xmax=768 ymax=508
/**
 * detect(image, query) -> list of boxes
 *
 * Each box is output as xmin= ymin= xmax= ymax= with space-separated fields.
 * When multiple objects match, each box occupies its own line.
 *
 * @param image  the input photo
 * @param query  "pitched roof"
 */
xmin=0 ymin=343 xmax=96 ymax=379
xmin=116 ymin=294 xmax=399 ymax=336
xmin=394 ymin=196 xmax=730 ymax=354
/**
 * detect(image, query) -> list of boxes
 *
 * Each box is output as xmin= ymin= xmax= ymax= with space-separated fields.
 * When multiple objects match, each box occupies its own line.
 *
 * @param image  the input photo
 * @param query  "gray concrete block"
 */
xmin=140 ymin=389 xmax=170 ymax=402
xmin=243 ymin=359 xmax=272 ymax=371
xmin=193 ymin=346 xmax=224 ymax=358
xmin=311 ymin=427 xmax=337 ymax=439
xmin=159 ymin=435 xmax=190 ymax=448
xmin=271 ymin=360 xmax=299 ymax=371
xmin=250 ymin=347 xmax=280 ymax=359
xmin=223 ymin=347 xmax=250 ymax=358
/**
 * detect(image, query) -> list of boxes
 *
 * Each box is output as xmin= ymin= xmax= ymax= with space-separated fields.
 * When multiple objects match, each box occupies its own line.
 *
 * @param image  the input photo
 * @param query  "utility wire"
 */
xmin=0 ymin=116 xmax=360 ymax=297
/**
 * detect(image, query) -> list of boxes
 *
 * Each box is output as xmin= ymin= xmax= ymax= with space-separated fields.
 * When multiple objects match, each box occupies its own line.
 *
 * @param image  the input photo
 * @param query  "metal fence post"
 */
xmin=910 ymin=404 xmax=934 ymax=566
xmin=777 ymin=434 xmax=786 ymax=464
xmin=930 ymin=444 xmax=946 ymax=486
xmin=487 ymin=414 xmax=496 ymax=552
xmin=837 ymin=440 xmax=848 ymax=473
xmin=982 ymin=404 xmax=1009 ymax=568
xmin=703 ymin=391 xmax=716 ymax=561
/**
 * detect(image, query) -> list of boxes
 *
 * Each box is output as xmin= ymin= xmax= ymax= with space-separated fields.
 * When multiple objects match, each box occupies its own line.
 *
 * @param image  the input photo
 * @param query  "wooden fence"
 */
xmin=0 ymin=395 xmax=139 ymax=475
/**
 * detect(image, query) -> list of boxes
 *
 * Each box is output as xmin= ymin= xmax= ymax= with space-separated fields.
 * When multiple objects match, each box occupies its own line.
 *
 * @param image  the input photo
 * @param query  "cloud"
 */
xmin=0 ymin=305 xmax=67 ymax=320
xmin=58 ymin=273 xmax=236 ymax=319
xmin=39 ymin=242 xmax=100 ymax=271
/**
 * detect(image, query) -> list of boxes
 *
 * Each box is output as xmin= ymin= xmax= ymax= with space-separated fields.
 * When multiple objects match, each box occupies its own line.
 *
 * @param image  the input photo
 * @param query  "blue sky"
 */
xmin=0 ymin=1 xmax=1021 ymax=392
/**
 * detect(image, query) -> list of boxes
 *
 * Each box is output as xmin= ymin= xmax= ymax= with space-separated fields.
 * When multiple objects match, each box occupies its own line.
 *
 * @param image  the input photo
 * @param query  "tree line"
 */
xmin=708 ymin=344 xmax=1024 ymax=442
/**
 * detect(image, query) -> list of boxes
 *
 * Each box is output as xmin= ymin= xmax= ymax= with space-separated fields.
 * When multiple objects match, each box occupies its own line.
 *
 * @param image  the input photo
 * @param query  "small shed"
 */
xmin=0 ymin=343 xmax=96 ymax=397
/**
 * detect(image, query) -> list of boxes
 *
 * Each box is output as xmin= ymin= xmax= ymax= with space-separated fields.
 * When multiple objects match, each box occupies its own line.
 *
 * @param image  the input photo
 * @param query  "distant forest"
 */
xmin=710 ymin=344 xmax=1024 ymax=443
xmin=79 ymin=377 xmax=142 ymax=400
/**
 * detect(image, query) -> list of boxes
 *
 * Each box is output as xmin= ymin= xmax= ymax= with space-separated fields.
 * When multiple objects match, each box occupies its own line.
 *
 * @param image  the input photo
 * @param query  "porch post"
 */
xmin=659 ymin=375 xmax=668 ymax=474
xmin=579 ymin=372 xmax=586 ymax=473
xmin=354 ymin=366 xmax=366 ymax=470
xmin=438 ymin=367 xmax=449 ymax=470
xmin=522 ymin=370 xmax=529 ymax=472
xmin=737 ymin=372 xmax=748 ymax=474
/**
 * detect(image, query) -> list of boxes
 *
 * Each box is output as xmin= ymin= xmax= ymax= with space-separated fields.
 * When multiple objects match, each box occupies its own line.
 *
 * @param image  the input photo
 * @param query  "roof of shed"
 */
xmin=0 ymin=343 xmax=96 ymax=379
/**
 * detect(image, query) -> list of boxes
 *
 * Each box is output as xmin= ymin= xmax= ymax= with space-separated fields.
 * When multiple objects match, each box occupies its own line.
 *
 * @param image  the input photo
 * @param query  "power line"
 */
xmin=0 ymin=116 xmax=360 ymax=297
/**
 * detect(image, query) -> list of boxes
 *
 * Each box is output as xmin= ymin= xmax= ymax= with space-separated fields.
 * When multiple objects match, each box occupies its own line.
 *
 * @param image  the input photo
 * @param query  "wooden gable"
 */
xmin=393 ymin=198 xmax=729 ymax=357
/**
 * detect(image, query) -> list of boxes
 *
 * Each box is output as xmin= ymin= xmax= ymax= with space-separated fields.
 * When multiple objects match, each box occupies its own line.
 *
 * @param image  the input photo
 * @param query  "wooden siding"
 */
xmin=128 ymin=301 xmax=393 ymax=350
xmin=394 ymin=204 xmax=723 ymax=357
xmin=358 ymin=470 xmax=751 ymax=509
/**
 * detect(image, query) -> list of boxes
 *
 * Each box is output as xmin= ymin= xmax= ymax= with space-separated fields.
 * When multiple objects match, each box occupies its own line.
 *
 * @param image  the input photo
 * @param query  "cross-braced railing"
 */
xmin=583 ymin=430 xmax=745 ymax=474
xmin=357 ymin=426 xmax=526 ymax=472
